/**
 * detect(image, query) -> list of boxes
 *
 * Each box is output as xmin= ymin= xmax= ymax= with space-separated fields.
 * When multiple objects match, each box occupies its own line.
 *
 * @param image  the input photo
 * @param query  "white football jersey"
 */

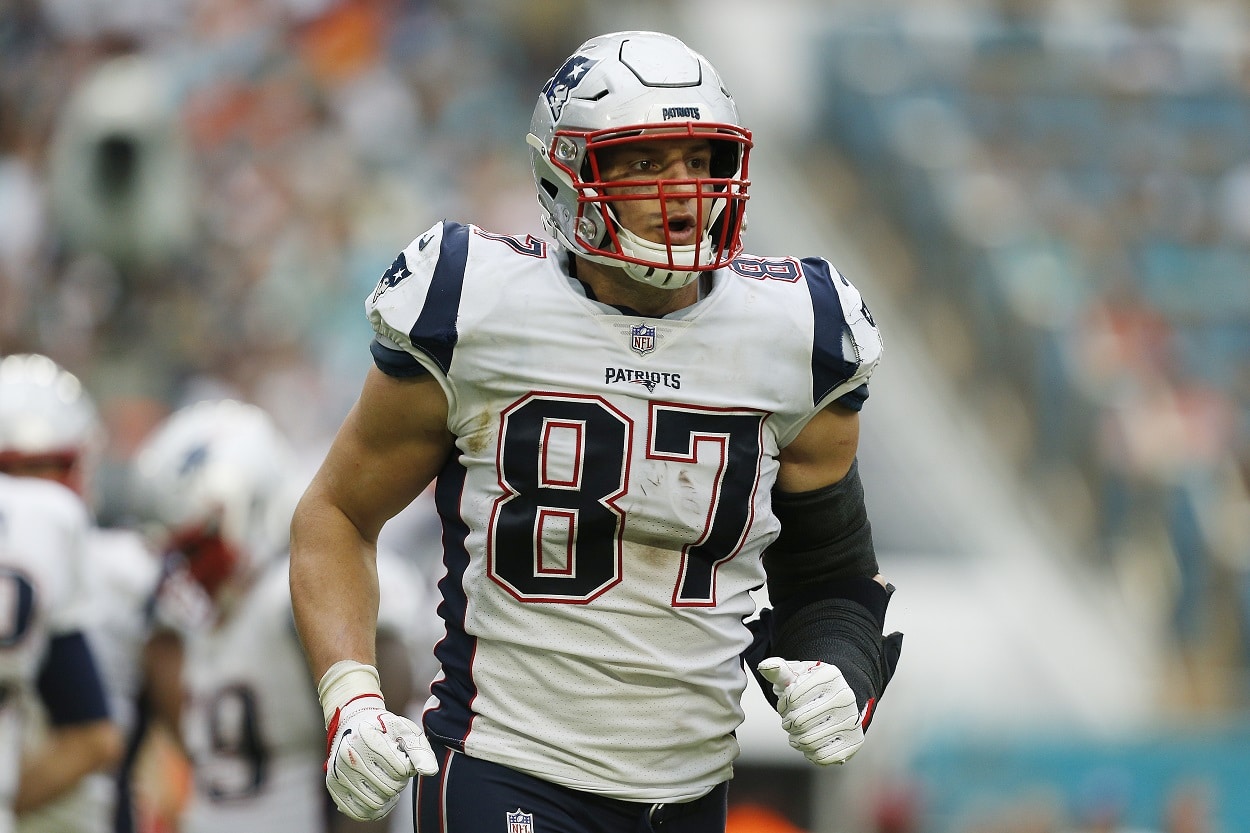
xmin=17 ymin=527 xmax=161 ymax=833
xmin=0 ymin=474 xmax=91 ymax=833
xmin=178 ymin=551 xmax=428 ymax=833
xmin=81 ymin=529 xmax=163 ymax=739
xmin=366 ymin=221 xmax=881 ymax=802
xmin=178 ymin=557 xmax=324 ymax=833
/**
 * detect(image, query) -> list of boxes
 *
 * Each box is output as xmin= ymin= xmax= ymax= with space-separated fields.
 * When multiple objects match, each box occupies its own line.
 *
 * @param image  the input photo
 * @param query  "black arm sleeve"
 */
xmin=758 ymin=460 xmax=903 ymax=728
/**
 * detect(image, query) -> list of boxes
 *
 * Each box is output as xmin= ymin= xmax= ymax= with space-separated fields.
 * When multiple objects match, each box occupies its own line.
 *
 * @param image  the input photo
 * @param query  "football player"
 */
xmin=0 ymin=471 xmax=123 ymax=830
xmin=133 ymin=399 xmax=427 ymax=833
xmin=0 ymin=354 xmax=146 ymax=833
xmin=290 ymin=31 xmax=903 ymax=833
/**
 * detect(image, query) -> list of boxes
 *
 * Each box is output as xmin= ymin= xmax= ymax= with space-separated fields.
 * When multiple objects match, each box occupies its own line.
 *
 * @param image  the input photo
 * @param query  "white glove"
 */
xmin=320 ymin=661 xmax=439 ymax=821
xmin=757 ymin=656 xmax=865 ymax=766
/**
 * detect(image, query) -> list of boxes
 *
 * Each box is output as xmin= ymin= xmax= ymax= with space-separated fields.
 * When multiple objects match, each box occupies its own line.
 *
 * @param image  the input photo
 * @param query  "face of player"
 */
xmin=593 ymin=137 xmax=716 ymax=247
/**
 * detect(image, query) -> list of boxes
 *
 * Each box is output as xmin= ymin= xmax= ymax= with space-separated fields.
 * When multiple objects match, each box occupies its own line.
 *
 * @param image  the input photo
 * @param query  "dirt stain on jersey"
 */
xmin=633 ymin=543 xmax=674 ymax=568
xmin=463 ymin=410 xmax=494 ymax=456
xmin=673 ymin=470 xmax=705 ymax=520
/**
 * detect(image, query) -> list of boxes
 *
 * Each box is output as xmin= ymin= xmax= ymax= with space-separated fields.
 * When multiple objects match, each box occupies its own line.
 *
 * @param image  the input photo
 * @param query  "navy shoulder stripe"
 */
xmin=800 ymin=257 xmax=860 ymax=407
xmin=409 ymin=221 xmax=471 ymax=374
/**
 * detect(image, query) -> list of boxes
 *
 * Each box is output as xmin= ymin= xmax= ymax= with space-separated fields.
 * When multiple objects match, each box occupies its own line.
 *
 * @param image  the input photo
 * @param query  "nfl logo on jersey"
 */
xmin=630 ymin=322 xmax=656 ymax=356
xmin=507 ymin=809 xmax=534 ymax=833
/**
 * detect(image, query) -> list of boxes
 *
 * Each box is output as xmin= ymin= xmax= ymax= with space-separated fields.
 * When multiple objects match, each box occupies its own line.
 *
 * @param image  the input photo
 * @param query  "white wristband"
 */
xmin=318 ymin=660 xmax=384 ymax=728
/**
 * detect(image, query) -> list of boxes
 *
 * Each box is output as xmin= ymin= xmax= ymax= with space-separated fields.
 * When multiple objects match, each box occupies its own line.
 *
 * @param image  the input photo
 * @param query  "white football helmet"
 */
xmin=527 ymin=31 xmax=752 ymax=288
xmin=132 ymin=399 xmax=295 ymax=598
xmin=0 ymin=353 xmax=103 ymax=497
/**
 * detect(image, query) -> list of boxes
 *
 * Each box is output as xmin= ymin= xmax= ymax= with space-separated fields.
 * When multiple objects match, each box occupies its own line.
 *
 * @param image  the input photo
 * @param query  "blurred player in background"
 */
xmin=290 ymin=30 xmax=902 ymax=832
xmin=0 ymin=354 xmax=146 ymax=833
xmin=132 ymin=399 xmax=431 ymax=833
xmin=0 ymin=472 xmax=122 ymax=831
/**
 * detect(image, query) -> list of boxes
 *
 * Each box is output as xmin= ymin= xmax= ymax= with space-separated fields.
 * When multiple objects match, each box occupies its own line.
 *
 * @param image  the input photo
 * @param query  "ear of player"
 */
xmin=319 ymin=660 xmax=439 ymax=821
xmin=757 ymin=658 xmax=867 ymax=766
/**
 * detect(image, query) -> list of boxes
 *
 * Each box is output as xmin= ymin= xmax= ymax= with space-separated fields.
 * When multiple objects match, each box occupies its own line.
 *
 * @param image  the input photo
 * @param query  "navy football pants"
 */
xmin=413 ymin=743 xmax=728 ymax=833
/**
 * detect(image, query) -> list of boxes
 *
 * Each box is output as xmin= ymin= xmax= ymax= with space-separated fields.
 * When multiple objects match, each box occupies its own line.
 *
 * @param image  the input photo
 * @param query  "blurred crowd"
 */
xmin=0 ymin=0 xmax=583 ymax=520
xmin=806 ymin=0 xmax=1250 ymax=709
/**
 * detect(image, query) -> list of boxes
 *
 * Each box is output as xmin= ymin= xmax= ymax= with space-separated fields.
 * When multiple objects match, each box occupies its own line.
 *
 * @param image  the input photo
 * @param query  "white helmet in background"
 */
xmin=527 ymin=31 xmax=752 ymax=289
xmin=132 ymin=399 xmax=295 ymax=598
xmin=0 ymin=353 xmax=104 ymax=498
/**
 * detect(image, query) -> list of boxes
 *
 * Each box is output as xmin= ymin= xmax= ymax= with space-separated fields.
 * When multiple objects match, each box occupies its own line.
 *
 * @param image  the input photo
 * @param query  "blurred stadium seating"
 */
xmin=806 ymin=0 xmax=1250 ymax=686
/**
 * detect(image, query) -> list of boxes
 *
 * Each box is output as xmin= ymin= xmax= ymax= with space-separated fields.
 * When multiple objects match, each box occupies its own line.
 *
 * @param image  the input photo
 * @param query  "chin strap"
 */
xmin=614 ymin=226 xmax=711 ymax=289
xmin=557 ymin=199 xmax=721 ymax=289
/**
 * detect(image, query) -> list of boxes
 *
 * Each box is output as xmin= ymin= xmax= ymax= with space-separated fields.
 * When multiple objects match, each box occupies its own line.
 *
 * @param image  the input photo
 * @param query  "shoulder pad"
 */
xmin=799 ymin=258 xmax=883 ymax=408
xmin=366 ymin=221 xmax=472 ymax=376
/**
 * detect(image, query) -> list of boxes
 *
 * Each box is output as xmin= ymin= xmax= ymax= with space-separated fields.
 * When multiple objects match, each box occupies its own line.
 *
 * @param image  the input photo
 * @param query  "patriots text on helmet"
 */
xmin=661 ymin=107 xmax=701 ymax=121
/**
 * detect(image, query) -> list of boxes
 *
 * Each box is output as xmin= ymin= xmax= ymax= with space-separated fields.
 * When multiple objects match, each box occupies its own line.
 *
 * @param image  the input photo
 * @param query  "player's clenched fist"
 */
xmin=757 ymin=657 xmax=865 ymax=766
xmin=320 ymin=661 xmax=439 ymax=821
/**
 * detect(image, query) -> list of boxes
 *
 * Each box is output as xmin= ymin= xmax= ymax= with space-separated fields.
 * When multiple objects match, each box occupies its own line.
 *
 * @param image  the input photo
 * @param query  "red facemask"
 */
xmin=166 ymin=526 xmax=242 ymax=599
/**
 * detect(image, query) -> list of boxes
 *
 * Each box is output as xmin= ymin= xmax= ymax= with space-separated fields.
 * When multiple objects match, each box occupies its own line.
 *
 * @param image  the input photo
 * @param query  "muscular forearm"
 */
xmin=292 ymin=370 xmax=451 ymax=685
xmin=141 ymin=629 xmax=188 ymax=756
xmin=16 ymin=722 xmax=122 ymax=813
xmin=290 ymin=492 xmax=382 ymax=681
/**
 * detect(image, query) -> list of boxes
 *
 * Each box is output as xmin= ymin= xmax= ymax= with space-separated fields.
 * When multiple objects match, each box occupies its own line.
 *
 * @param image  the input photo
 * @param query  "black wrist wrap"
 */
xmin=772 ymin=583 xmax=903 ymax=729
xmin=760 ymin=460 xmax=904 ymax=729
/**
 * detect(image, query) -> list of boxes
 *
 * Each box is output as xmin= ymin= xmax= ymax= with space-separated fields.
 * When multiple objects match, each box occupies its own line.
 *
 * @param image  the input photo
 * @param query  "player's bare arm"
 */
xmin=290 ymin=367 xmax=448 ymax=821
xmin=140 ymin=629 xmax=186 ymax=753
xmin=776 ymin=402 xmax=861 ymax=494
xmin=290 ymin=367 xmax=452 ymax=680
xmin=15 ymin=720 xmax=123 ymax=814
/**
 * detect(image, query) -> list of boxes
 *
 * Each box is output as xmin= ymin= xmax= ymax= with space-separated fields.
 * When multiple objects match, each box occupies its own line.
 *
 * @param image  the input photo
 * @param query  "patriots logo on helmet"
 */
xmin=543 ymin=55 xmax=598 ymax=121
xmin=372 ymin=252 xmax=412 ymax=302
xmin=178 ymin=443 xmax=210 ymax=477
